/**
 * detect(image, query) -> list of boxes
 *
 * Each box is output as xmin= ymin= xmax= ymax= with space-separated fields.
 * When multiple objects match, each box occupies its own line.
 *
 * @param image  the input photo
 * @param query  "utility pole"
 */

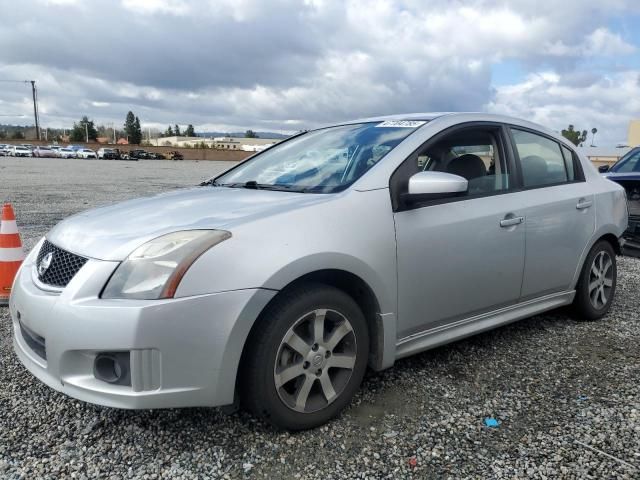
xmin=30 ymin=81 xmax=40 ymax=141
xmin=0 ymin=80 xmax=40 ymax=139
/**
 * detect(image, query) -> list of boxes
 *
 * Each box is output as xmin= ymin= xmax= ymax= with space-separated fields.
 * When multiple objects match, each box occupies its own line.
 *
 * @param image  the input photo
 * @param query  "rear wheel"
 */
xmin=240 ymin=284 xmax=369 ymax=430
xmin=573 ymin=240 xmax=617 ymax=320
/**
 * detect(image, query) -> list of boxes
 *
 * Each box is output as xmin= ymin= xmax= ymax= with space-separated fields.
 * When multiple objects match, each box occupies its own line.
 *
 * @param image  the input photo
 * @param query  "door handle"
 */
xmin=500 ymin=215 xmax=524 ymax=228
xmin=576 ymin=199 xmax=593 ymax=210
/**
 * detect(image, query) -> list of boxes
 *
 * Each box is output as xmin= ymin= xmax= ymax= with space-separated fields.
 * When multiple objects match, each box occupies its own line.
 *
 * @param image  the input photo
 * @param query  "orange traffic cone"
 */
xmin=0 ymin=203 xmax=25 ymax=306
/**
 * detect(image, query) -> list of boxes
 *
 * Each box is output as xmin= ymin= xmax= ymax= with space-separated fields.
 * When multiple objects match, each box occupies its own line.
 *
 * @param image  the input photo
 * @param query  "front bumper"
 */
xmin=9 ymin=255 xmax=276 ymax=409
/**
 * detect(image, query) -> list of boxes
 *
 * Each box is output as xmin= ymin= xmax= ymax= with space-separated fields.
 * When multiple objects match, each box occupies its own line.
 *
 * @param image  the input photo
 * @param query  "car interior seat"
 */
xmin=521 ymin=155 xmax=549 ymax=187
xmin=445 ymin=154 xmax=487 ymax=180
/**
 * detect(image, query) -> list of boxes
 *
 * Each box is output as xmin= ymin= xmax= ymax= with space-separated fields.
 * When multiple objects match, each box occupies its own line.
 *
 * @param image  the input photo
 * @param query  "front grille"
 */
xmin=36 ymin=240 xmax=88 ymax=288
xmin=19 ymin=321 xmax=46 ymax=360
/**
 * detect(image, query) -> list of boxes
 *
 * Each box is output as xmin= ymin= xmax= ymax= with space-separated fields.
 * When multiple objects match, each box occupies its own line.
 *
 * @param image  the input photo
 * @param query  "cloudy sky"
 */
xmin=1 ymin=0 xmax=639 ymax=144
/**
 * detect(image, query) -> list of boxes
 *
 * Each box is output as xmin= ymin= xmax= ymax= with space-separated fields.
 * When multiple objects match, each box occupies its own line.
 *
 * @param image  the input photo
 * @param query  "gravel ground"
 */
xmin=1 ymin=157 xmax=639 ymax=479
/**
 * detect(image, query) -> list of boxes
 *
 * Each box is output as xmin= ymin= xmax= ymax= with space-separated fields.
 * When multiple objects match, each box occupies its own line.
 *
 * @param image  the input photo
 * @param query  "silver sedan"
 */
xmin=10 ymin=113 xmax=628 ymax=430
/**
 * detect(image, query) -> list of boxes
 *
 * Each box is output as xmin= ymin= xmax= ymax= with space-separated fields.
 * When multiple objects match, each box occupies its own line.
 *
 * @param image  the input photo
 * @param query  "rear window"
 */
xmin=511 ymin=129 xmax=568 ymax=188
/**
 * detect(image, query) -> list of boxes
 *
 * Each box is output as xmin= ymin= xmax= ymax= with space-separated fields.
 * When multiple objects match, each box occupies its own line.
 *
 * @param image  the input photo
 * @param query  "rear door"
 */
xmin=509 ymin=128 xmax=595 ymax=299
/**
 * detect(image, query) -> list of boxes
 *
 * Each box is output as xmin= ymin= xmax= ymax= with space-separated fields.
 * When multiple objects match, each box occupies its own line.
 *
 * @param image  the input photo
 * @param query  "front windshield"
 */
xmin=611 ymin=148 xmax=640 ymax=173
xmin=214 ymin=121 xmax=426 ymax=193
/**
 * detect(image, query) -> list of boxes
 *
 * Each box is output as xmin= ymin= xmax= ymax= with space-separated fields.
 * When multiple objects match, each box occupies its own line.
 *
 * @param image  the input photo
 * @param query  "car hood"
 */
xmin=604 ymin=172 xmax=640 ymax=180
xmin=47 ymin=186 xmax=333 ymax=261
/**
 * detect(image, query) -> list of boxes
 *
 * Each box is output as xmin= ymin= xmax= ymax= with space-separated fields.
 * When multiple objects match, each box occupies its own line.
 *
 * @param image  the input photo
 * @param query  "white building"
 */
xmin=576 ymin=146 xmax=631 ymax=168
xmin=149 ymin=136 xmax=280 ymax=151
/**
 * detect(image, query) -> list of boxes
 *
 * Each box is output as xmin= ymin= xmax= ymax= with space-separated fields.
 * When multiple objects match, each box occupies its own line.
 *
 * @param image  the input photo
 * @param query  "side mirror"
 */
xmin=598 ymin=165 xmax=610 ymax=173
xmin=407 ymin=171 xmax=468 ymax=197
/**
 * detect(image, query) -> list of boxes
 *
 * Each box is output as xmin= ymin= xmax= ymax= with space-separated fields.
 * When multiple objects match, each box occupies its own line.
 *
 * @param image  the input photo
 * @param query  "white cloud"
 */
xmin=37 ymin=0 xmax=81 ymax=5
xmin=1 ymin=0 xmax=639 ymax=144
xmin=545 ymin=28 xmax=636 ymax=58
xmin=487 ymin=71 xmax=640 ymax=144
xmin=121 ymin=0 xmax=190 ymax=16
xmin=584 ymin=28 xmax=636 ymax=56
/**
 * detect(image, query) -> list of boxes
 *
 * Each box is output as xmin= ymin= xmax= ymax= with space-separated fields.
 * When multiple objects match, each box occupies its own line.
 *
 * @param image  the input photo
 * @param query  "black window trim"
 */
xmin=390 ymin=121 xmax=518 ymax=212
xmin=506 ymin=125 xmax=586 ymax=192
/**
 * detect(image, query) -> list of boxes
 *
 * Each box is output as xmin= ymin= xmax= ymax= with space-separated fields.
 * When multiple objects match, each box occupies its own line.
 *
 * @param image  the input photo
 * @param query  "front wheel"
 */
xmin=573 ymin=240 xmax=617 ymax=320
xmin=240 ymin=284 xmax=369 ymax=430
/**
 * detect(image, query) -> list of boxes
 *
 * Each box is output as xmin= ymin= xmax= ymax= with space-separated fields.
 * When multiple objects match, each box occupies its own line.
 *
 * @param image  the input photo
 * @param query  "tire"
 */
xmin=573 ymin=240 xmax=617 ymax=321
xmin=240 ymin=283 xmax=369 ymax=430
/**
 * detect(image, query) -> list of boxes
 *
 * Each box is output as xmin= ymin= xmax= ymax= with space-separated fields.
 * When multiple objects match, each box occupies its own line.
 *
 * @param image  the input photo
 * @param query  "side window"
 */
xmin=411 ymin=128 xmax=509 ymax=196
xmin=561 ymin=145 xmax=576 ymax=181
xmin=615 ymin=149 xmax=640 ymax=173
xmin=511 ymin=129 xmax=568 ymax=188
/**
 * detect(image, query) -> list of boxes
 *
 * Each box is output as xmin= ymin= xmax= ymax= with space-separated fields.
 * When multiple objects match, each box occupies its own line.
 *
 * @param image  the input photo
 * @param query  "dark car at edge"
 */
xmin=600 ymin=147 xmax=640 ymax=257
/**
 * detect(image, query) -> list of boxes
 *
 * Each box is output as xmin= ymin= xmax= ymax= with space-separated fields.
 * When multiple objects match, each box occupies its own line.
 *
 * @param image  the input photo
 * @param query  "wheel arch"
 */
xmin=600 ymin=232 xmax=622 ymax=255
xmin=571 ymin=229 xmax=622 ymax=289
xmin=238 ymin=268 xmax=392 ymax=389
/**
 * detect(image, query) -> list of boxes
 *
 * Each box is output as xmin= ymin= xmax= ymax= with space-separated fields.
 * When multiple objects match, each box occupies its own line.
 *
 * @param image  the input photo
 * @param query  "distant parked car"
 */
xmin=20 ymin=144 xmax=34 ymax=151
xmin=128 ymin=149 xmax=150 ymax=159
xmin=33 ymin=146 xmax=54 ymax=158
xmin=67 ymin=145 xmax=83 ymax=152
xmin=10 ymin=145 xmax=32 ymax=157
xmin=97 ymin=148 xmax=120 ymax=160
xmin=0 ymin=144 xmax=10 ymax=156
xmin=119 ymin=152 xmax=138 ymax=161
xmin=169 ymin=151 xmax=184 ymax=161
xmin=77 ymin=148 xmax=97 ymax=159
xmin=48 ymin=146 xmax=62 ymax=157
xmin=147 ymin=152 xmax=166 ymax=160
xmin=58 ymin=148 xmax=77 ymax=158
xmin=600 ymin=147 xmax=640 ymax=257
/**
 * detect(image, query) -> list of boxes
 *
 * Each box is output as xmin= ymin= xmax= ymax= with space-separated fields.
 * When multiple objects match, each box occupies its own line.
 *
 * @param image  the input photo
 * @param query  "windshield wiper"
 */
xmin=201 ymin=179 xmax=305 ymax=192
xmin=199 ymin=178 xmax=222 ymax=186
xmin=226 ymin=181 xmax=302 ymax=192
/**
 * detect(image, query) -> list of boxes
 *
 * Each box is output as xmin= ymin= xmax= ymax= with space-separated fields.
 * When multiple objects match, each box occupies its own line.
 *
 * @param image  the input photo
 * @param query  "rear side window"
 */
xmin=561 ymin=145 xmax=576 ymax=181
xmin=511 ymin=129 xmax=568 ymax=188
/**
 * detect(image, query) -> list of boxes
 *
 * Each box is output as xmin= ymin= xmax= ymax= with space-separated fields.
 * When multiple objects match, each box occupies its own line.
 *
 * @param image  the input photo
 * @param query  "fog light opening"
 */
xmin=94 ymin=353 xmax=125 ymax=384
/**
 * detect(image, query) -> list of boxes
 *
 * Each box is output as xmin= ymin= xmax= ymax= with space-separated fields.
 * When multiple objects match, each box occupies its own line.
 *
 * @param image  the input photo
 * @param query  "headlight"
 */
xmin=102 ymin=230 xmax=231 ymax=300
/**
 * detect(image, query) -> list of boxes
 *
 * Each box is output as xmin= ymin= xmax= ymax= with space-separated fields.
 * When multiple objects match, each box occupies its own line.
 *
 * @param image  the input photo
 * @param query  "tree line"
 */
xmin=65 ymin=111 xmax=142 ymax=143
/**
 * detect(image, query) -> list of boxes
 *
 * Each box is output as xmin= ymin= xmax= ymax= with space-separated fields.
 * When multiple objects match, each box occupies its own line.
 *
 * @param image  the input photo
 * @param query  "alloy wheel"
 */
xmin=274 ymin=308 xmax=357 ymax=413
xmin=588 ymin=250 xmax=613 ymax=309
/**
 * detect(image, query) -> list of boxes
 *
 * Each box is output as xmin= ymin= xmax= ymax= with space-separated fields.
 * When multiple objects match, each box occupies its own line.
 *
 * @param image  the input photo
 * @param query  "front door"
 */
xmin=392 ymin=125 xmax=526 ymax=338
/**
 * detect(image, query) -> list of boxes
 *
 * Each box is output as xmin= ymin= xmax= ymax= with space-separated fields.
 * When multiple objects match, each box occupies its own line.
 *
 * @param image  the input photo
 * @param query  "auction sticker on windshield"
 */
xmin=376 ymin=120 xmax=426 ymax=128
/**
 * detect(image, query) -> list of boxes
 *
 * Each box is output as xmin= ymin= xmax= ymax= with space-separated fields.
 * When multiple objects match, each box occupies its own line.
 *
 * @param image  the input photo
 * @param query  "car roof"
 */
xmin=324 ymin=112 xmax=558 ymax=135
xmin=347 ymin=112 xmax=449 ymax=122
xmin=326 ymin=112 xmax=560 ymax=139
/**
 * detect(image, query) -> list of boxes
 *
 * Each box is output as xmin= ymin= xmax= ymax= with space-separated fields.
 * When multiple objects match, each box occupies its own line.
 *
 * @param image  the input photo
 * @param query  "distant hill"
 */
xmin=196 ymin=131 xmax=292 ymax=139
